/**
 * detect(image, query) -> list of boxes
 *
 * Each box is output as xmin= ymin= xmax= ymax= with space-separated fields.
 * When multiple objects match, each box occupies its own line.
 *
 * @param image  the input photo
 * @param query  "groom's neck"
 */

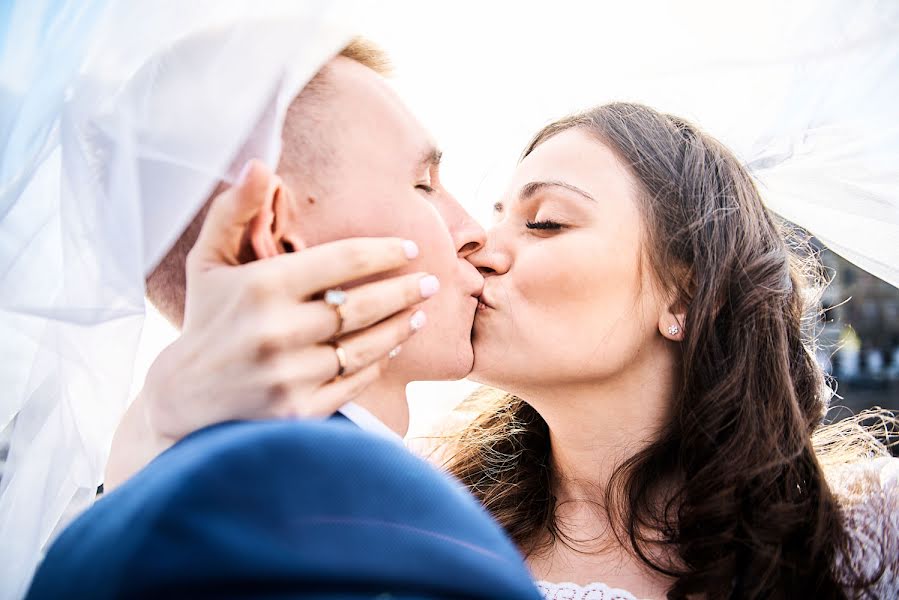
xmin=352 ymin=378 xmax=410 ymax=437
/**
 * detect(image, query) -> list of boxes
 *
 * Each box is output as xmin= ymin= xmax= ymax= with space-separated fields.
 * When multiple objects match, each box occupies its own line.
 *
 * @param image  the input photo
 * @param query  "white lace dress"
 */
xmin=537 ymin=581 xmax=640 ymax=600
xmin=536 ymin=457 xmax=899 ymax=600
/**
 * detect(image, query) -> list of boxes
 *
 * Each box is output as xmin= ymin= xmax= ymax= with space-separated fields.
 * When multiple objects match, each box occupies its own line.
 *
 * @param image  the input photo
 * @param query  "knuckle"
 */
xmin=245 ymin=273 xmax=276 ymax=304
xmin=255 ymin=337 xmax=280 ymax=362
xmin=340 ymin=243 xmax=374 ymax=273
xmin=253 ymin=323 xmax=285 ymax=362
xmin=349 ymin=296 xmax=378 ymax=327
xmin=350 ymin=342 xmax=378 ymax=368
xmin=393 ymin=318 xmax=413 ymax=344
xmin=266 ymin=380 xmax=291 ymax=405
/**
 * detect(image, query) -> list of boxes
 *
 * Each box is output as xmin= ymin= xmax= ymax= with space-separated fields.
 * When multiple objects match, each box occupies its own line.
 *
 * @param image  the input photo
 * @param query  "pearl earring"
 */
xmin=667 ymin=324 xmax=681 ymax=336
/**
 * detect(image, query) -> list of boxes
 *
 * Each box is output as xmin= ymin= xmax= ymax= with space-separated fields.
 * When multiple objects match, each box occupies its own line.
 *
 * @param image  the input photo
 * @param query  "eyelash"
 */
xmin=416 ymin=184 xmax=435 ymax=194
xmin=525 ymin=219 xmax=563 ymax=230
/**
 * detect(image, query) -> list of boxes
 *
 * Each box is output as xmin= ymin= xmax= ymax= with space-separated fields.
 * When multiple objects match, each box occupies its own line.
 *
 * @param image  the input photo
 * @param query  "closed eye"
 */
xmin=416 ymin=184 xmax=435 ymax=194
xmin=525 ymin=219 xmax=563 ymax=230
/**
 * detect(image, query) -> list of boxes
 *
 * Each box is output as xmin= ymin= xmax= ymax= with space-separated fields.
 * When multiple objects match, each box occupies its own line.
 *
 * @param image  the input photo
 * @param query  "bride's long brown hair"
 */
xmin=442 ymin=103 xmax=892 ymax=598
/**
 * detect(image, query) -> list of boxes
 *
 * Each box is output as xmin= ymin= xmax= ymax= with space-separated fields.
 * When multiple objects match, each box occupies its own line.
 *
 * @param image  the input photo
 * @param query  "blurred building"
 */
xmin=818 ymin=247 xmax=899 ymax=430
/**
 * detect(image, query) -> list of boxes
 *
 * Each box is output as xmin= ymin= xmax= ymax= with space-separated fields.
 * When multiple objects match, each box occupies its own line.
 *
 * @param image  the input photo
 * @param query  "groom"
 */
xmin=27 ymin=40 xmax=541 ymax=599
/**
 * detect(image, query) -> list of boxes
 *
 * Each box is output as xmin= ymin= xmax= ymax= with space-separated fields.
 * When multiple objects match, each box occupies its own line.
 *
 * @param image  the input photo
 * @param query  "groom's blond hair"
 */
xmin=278 ymin=38 xmax=390 ymax=185
xmin=146 ymin=38 xmax=391 ymax=328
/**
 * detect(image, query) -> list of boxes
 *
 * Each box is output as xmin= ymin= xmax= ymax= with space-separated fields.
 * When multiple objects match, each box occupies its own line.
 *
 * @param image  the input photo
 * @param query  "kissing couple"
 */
xmin=12 ymin=7 xmax=898 ymax=600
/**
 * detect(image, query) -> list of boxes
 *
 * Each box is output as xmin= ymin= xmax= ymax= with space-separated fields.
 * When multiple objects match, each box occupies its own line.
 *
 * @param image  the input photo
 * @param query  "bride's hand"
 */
xmin=106 ymin=161 xmax=432 ymax=488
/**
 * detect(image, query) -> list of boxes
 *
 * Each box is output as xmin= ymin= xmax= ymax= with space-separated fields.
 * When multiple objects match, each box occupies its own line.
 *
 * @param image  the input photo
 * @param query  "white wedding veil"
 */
xmin=735 ymin=0 xmax=899 ymax=289
xmin=0 ymin=1 xmax=358 ymax=595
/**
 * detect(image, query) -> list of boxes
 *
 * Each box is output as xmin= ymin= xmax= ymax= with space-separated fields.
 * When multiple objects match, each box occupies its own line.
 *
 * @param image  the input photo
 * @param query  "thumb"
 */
xmin=192 ymin=160 xmax=280 ymax=266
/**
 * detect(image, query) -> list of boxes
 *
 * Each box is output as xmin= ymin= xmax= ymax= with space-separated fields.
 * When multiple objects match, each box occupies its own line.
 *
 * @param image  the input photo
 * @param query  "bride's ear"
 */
xmin=247 ymin=177 xmax=306 ymax=259
xmin=657 ymin=269 xmax=692 ymax=342
xmin=658 ymin=295 xmax=688 ymax=342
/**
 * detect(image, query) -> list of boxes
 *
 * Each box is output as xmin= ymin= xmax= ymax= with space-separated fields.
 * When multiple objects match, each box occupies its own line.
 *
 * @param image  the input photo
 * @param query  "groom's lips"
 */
xmin=476 ymin=294 xmax=494 ymax=311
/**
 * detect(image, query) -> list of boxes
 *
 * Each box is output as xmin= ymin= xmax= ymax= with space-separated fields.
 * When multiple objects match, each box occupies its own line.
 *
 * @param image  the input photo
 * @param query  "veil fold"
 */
xmin=0 ymin=1 xmax=357 ymax=596
xmin=739 ymin=0 xmax=899 ymax=288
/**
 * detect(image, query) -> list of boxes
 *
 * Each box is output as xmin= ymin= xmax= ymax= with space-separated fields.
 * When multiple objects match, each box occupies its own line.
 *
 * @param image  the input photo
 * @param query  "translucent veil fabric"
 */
xmin=735 ymin=0 xmax=899 ymax=289
xmin=0 ymin=1 xmax=357 ymax=595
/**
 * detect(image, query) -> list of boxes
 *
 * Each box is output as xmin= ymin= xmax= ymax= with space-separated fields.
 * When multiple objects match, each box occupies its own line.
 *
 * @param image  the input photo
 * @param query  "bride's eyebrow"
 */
xmin=519 ymin=180 xmax=596 ymax=203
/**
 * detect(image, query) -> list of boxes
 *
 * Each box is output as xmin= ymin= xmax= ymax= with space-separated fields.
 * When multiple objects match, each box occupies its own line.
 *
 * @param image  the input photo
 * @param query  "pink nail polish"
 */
xmin=403 ymin=240 xmax=419 ymax=259
xmin=410 ymin=310 xmax=427 ymax=331
xmin=419 ymin=275 xmax=440 ymax=298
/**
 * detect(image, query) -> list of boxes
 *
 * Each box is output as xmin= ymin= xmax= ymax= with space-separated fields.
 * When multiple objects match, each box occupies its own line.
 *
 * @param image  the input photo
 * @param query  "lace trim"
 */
xmin=536 ymin=580 xmax=640 ymax=600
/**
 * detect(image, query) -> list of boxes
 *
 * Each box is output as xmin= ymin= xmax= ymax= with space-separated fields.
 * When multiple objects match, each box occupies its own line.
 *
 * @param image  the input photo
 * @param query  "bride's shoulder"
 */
xmin=828 ymin=456 xmax=899 ymax=592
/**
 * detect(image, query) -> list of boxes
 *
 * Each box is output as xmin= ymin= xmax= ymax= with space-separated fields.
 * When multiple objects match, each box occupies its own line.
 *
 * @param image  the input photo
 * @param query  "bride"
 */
xmin=439 ymin=102 xmax=898 ymax=598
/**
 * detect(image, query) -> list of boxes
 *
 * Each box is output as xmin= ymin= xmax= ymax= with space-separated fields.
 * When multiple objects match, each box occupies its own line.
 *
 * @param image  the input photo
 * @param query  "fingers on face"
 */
xmin=333 ymin=307 xmax=422 ymax=376
xmin=257 ymin=305 xmax=420 ymax=407
xmin=255 ymin=270 xmax=435 ymax=348
xmin=322 ymin=271 xmax=436 ymax=338
xmin=258 ymin=237 xmax=419 ymax=299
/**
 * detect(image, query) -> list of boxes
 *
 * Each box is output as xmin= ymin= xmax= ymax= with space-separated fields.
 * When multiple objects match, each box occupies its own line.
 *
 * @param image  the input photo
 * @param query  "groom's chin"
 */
xmin=446 ymin=339 xmax=474 ymax=380
xmin=404 ymin=327 xmax=473 ymax=381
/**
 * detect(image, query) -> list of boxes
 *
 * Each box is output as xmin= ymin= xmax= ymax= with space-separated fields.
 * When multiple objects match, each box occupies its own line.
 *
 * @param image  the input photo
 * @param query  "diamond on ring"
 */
xmin=324 ymin=289 xmax=348 ymax=337
xmin=324 ymin=289 xmax=347 ymax=306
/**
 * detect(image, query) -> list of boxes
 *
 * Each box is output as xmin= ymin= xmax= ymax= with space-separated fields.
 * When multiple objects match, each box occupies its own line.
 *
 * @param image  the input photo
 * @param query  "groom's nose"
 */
xmin=455 ymin=215 xmax=486 ymax=258
xmin=442 ymin=196 xmax=487 ymax=258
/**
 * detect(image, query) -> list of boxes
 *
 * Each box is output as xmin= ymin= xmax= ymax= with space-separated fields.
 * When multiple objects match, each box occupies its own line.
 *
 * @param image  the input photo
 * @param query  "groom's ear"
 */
xmin=247 ymin=178 xmax=307 ymax=260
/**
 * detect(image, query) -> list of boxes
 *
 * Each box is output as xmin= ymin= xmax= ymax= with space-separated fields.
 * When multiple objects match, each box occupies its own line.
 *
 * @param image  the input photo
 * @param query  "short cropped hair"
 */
xmin=146 ymin=38 xmax=391 ymax=327
xmin=277 ymin=37 xmax=391 ymax=188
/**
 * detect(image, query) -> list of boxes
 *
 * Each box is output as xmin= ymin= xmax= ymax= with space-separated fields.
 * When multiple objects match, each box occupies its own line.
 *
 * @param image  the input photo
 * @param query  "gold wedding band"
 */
xmin=324 ymin=288 xmax=348 ymax=336
xmin=330 ymin=342 xmax=348 ymax=380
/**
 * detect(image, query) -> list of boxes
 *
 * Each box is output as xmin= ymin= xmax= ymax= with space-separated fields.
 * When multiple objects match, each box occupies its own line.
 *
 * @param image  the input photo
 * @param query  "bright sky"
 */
xmin=133 ymin=0 xmax=898 ymax=436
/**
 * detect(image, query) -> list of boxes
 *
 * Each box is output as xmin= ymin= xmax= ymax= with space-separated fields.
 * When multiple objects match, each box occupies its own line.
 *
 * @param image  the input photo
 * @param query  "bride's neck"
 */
xmin=352 ymin=376 xmax=410 ymax=437
xmin=521 ymin=351 xmax=678 ymax=506
xmin=520 ymin=352 xmax=679 ymax=591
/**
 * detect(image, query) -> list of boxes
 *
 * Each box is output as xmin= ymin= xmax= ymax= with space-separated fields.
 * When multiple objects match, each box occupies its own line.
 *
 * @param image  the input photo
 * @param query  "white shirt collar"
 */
xmin=336 ymin=401 xmax=405 ymax=445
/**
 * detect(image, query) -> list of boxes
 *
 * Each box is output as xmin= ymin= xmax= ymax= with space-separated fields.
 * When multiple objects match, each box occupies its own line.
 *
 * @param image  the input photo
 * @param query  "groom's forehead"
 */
xmin=318 ymin=57 xmax=435 ymax=167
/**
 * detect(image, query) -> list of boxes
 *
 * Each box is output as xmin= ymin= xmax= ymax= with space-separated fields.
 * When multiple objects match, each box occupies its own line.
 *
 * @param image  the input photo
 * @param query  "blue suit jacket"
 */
xmin=27 ymin=418 xmax=541 ymax=599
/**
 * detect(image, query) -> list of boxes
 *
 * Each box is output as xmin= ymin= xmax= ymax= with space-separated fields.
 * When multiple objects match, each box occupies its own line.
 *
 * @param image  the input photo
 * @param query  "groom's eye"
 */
xmin=416 ymin=183 xmax=435 ymax=194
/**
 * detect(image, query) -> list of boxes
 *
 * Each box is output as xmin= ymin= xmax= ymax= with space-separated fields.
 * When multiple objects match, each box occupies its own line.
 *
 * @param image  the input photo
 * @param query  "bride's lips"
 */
xmin=476 ymin=294 xmax=494 ymax=311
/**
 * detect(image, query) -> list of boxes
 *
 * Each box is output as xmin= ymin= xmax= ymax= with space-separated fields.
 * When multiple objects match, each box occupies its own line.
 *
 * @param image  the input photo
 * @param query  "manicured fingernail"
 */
xmin=403 ymin=240 xmax=419 ymax=259
xmin=388 ymin=346 xmax=402 ymax=359
xmin=410 ymin=310 xmax=427 ymax=331
xmin=419 ymin=275 xmax=440 ymax=298
xmin=237 ymin=160 xmax=255 ymax=185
